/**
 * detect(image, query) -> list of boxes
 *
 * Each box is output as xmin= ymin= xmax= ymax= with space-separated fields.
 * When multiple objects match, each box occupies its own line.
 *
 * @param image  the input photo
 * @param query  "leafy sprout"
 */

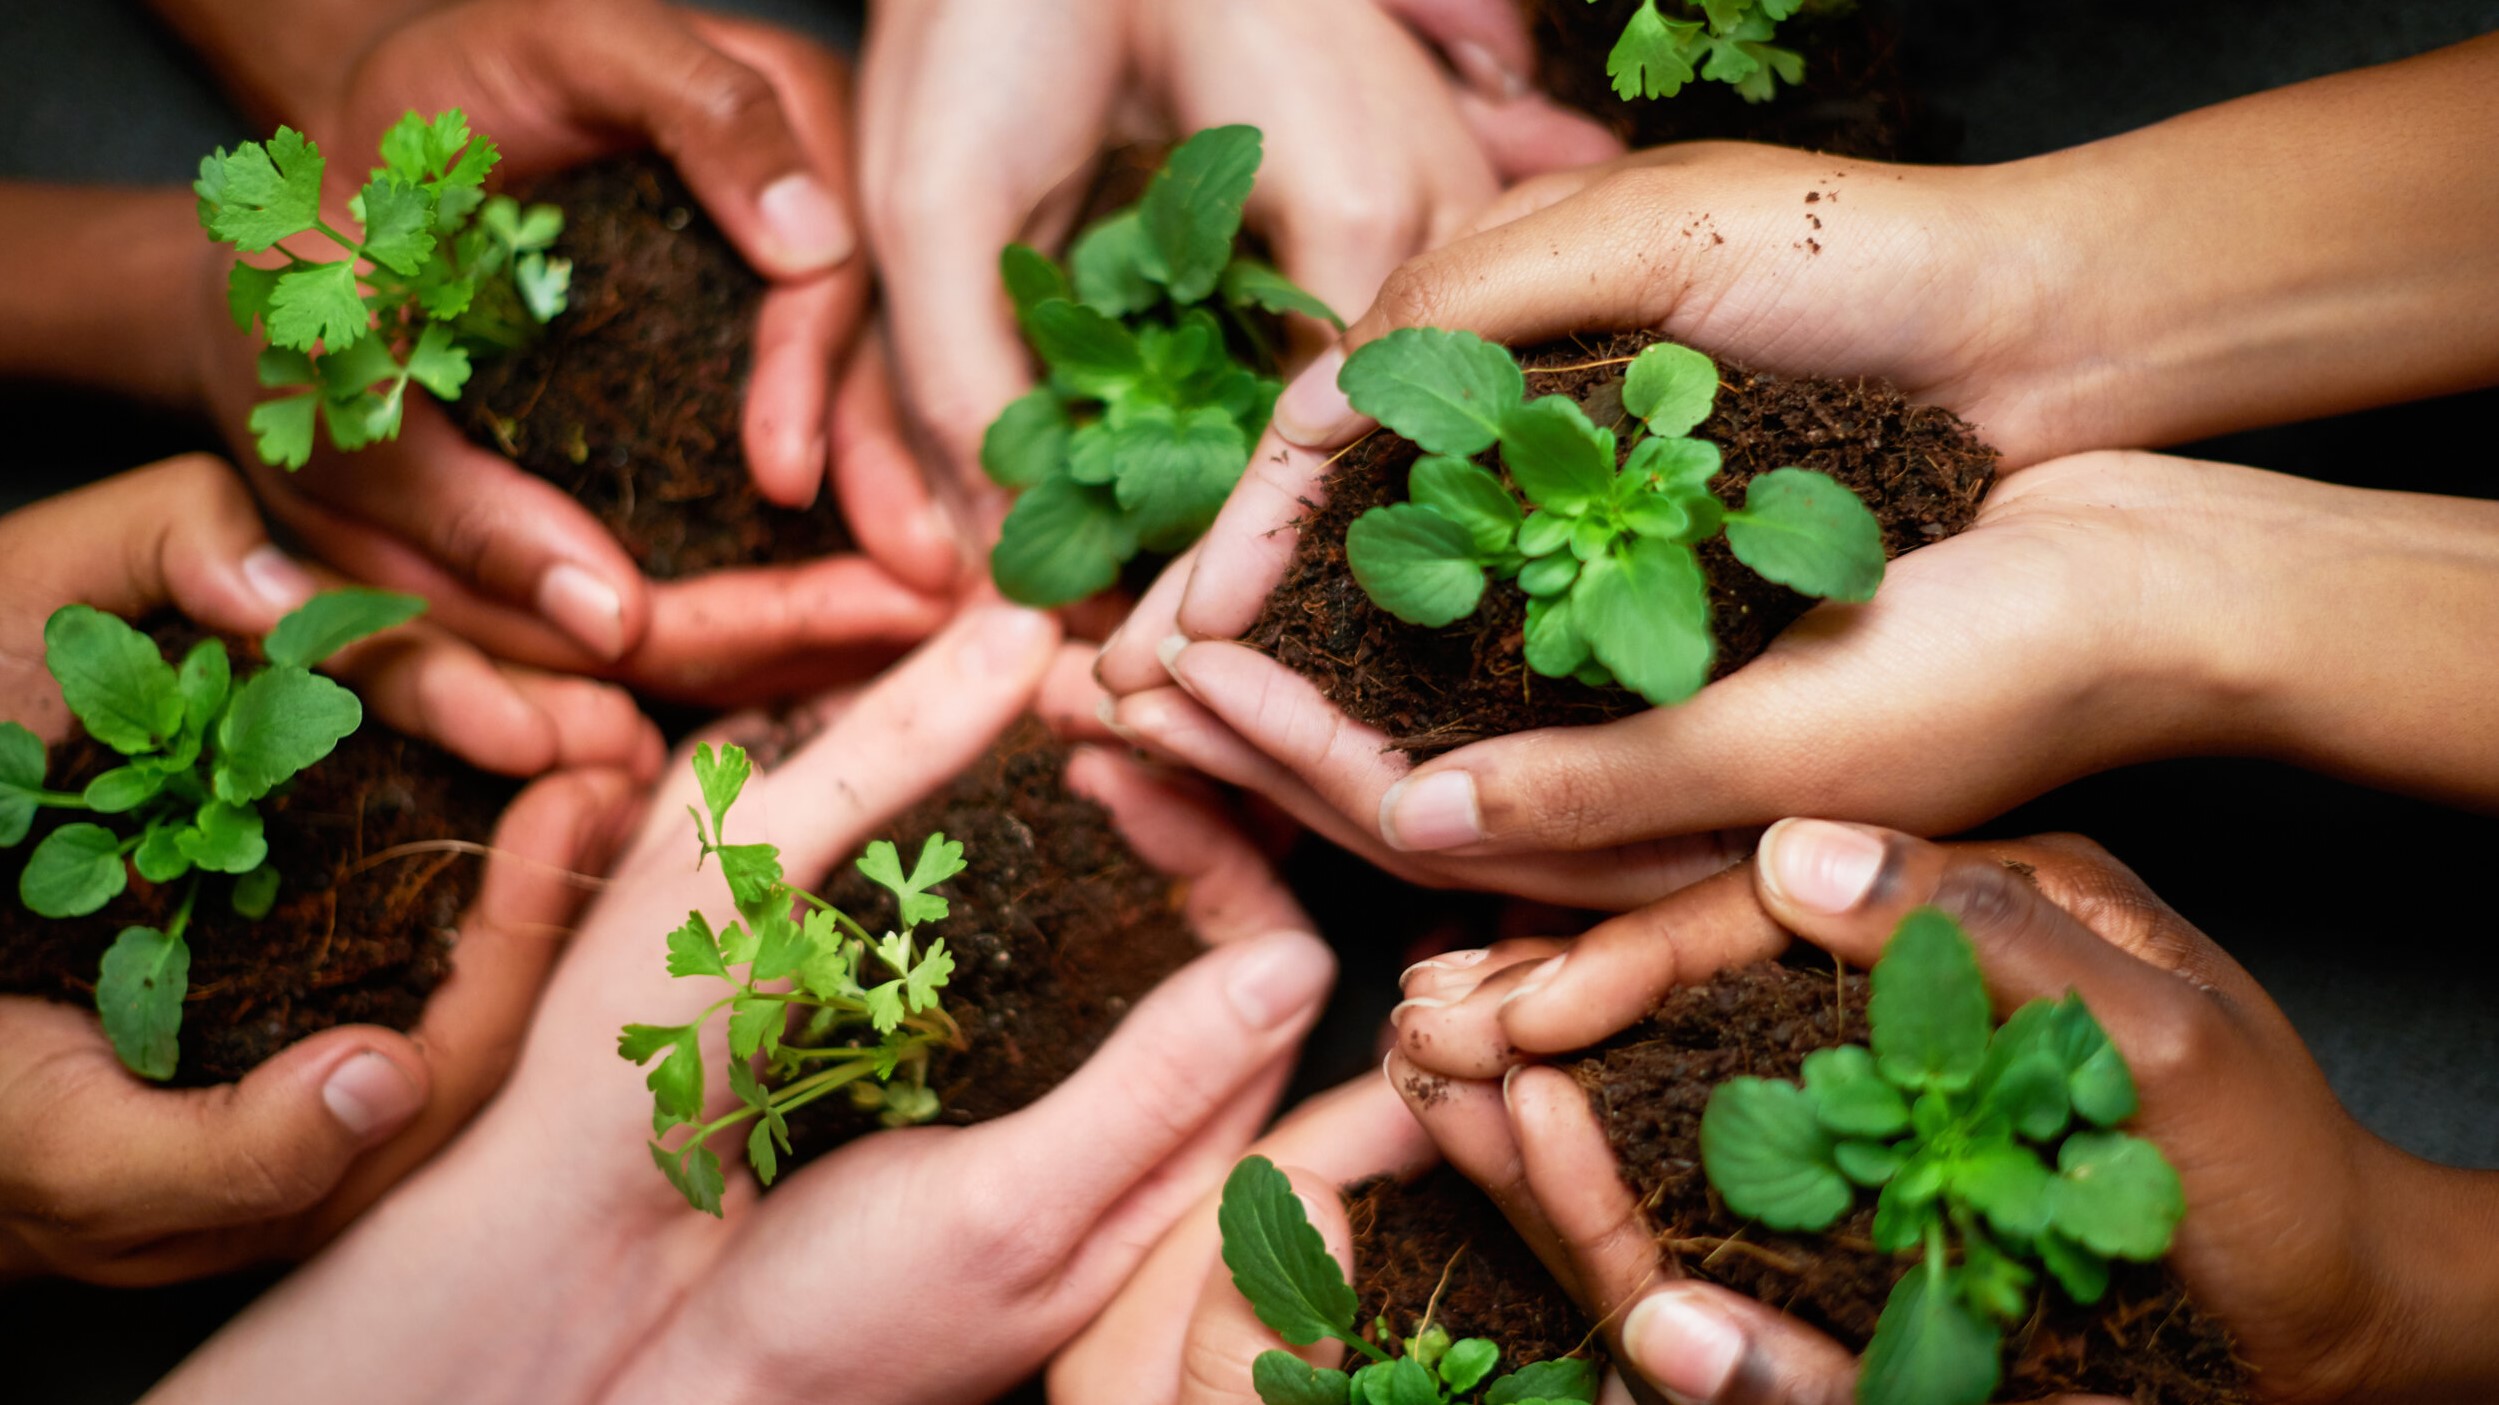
xmin=1217 ymin=1156 xmax=1600 ymax=1405
xmin=1699 ymin=909 xmax=2185 ymax=1405
xmin=621 ymin=743 xmax=967 ymax=1216
xmin=1593 ymin=0 xmax=1842 ymax=103
xmin=0 ymin=590 xmax=428 ymax=1079
xmin=1338 ymin=333 xmax=1884 ymax=706
xmin=981 ymin=125 xmax=1340 ymax=606
xmin=197 ymin=108 xmax=569 ymax=469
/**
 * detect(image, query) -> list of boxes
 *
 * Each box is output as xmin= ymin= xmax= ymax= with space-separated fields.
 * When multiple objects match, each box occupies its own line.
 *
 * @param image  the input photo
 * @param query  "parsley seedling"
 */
xmin=981 ymin=126 xmax=1340 ymax=606
xmin=1217 ymin=1155 xmax=1600 ymax=1405
xmin=0 ymin=591 xmax=427 ymax=1079
xmin=621 ymin=743 xmax=967 ymax=1215
xmin=1700 ymin=910 xmax=2185 ymax=1405
xmin=1595 ymin=0 xmax=1841 ymax=103
xmin=197 ymin=108 xmax=569 ymax=470
xmin=1338 ymin=333 xmax=1883 ymax=706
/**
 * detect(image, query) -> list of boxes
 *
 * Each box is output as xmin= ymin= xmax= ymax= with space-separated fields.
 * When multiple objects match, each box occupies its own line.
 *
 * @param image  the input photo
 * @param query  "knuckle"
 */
xmin=677 ymin=55 xmax=780 ymax=142
xmin=1367 ymin=257 xmax=1456 ymax=334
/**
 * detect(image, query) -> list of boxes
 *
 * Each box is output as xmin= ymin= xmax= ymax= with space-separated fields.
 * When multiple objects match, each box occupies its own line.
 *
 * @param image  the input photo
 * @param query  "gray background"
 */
xmin=2 ymin=0 xmax=2496 ymax=1397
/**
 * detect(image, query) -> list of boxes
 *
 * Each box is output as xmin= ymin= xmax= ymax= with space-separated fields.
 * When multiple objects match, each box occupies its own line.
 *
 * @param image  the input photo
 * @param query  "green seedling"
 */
xmin=1339 ymin=333 xmax=1883 ymax=705
xmin=981 ymin=125 xmax=1339 ymax=606
xmin=1217 ymin=1155 xmax=1600 ymax=1405
xmin=198 ymin=107 xmax=569 ymax=470
xmin=621 ymin=743 xmax=966 ymax=1216
xmin=1700 ymin=909 xmax=2185 ymax=1405
xmin=1595 ymin=0 xmax=1849 ymax=103
xmin=0 ymin=590 xmax=428 ymax=1079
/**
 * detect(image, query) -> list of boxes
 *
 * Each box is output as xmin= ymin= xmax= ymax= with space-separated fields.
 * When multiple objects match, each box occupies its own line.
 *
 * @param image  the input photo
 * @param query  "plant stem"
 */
xmin=165 ymin=879 xmax=198 ymax=944
xmin=311 ymin=218 xmax=364 ymax=259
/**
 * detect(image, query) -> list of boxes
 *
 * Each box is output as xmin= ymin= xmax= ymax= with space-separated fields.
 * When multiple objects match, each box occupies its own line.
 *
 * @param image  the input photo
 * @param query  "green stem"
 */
xmin=1332 ymin=1329 xmax=1393 ymax=1366
xmin=792 ymin=888 xmax=877 ymax=945
xmin=15 ymin=787 xmax=90 ymax=808
xmin=165 ymin=879 xmax=199 ymax=944
xmin=311 ymin=218 xmax=365 ymax=259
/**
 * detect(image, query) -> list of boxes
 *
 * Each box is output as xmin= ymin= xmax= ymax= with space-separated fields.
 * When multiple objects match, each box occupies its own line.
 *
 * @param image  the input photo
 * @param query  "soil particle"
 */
xmin=454 ymin=154 xmax=853 ymax=577
xmin=1244 ymin=330 xmax=1995 ymax=756
xmin=1347 ymin=1165 xmax=1601 ymax=1374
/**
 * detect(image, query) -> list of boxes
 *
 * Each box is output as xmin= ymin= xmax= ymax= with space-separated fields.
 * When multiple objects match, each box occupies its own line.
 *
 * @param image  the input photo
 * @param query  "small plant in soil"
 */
xmin=1596 ymin=0 xmax=1847 ymax=102
xmin=982 ymin=125 xmax=1340 ymax=606
xmin=1700 ymin=909 xmax=2185 ymax=1405
xmin=197 ymin=108 xmax=570 ymax=468
xmin=621 ymin=742 xmax=966 ymax=1216
xmin=0 ymin=590 xmax=426 ymax=1079
xmin=1340 ymin=332 xmax=1882 ymax=705
xmin=1219 ymin=1155 xmax=1600 ymax=1405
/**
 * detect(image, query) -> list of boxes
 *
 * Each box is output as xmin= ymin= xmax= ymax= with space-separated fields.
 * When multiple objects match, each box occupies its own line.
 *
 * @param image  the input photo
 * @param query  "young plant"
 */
xmin=981 ymin=125 xmax=1340 ymax=606
xmin=1217 ymin=1155 xmax=1600 ymax=1405
xmin=0 ymin=590 xmax=428 ymax=1079
xmin=620 ymin=743 xmax=966 ymax=1216
xmin=197 ymin=108 xmax=570 ymax=470
xmin=1339 ymin=332 xmax=1883 ymax=706
xmin=1700 ymin=910 xmax=2186 ymax=1405
xmin=1595 ymin=0 xmax=1847 ymax=103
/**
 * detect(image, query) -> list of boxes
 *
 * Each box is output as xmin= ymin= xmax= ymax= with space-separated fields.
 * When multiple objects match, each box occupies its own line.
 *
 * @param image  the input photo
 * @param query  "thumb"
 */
xmin=1179 ymin=1162 xmax=1356 ymax=1405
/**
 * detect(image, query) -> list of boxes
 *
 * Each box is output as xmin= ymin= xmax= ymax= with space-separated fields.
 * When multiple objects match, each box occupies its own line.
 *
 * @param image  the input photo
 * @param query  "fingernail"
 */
xmin=537 ymin=561 xmax=628 ymax=660
xmin=958 ymin=604 xmax=1052 ymax=676
xmin=1226 ymin=931 xmax=1335 ymax=1030
xmin=1399 ymin=947 xmax=1491 ymax=989
xmin=758 ymin=172 xmax=855 ymax=271
xmin=1271 ymin=348 xmax=1355 ymax=448
xmin=1156 ymin=632 xmax=1191 ymax=673
xmin=1497 ymin=951 xmax=1565 ymax=1009
xmin=323 ymin=1051 xmax=421 ymax=1141
xmin=1624 ymin=1290 xmax=1746 ymax=1402
xmin=1095 ymin=696 xmax=1139 ymax=743
xmin=1388 ymin=996 xmax=1447 ymax=1029
xmin=1500 ymin=1062 xmax=1525 ymax=1110
xmin=1759 ymin=818 xmax=1886 ymax=916
xmin=1448 ymin=40 xmax=1529 ymax=101
xmin=1380 ymin=771 xmax=1482 ymax=852
xmin=241 ymin=545 xmax=316 ymax=613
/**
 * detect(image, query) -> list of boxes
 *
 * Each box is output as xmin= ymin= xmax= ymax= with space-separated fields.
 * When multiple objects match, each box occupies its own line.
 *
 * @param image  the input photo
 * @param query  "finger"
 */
xmin=1041 ymin=641 xmax=1120 ymax=743
xmin=1097 ymin=540 xmax=1202 ymax=697
xmin=1449 ymin=90 xmax=1627 ymax=182
xmin=1371 ymin=0 xmax=1538 ymax=99
xmin=1398 ymin=936 xmax=1554 ymax=1007
xmin=1387 ymin=1050 xmax=1587 ymax=1303
xmin=1392 ymin=938 xmax=1567 ymax=1079
xmin=1176 ymin=1162 xmax=1358 ymax=1405
xmin=1507 ymin=1064 xmax=1665 ymax=1323
xmin=620 ymin=554 xmax=952 ymax=703
xmin=0 ymin=456 xmax=300 ymax=637
xmin=829 ymin=333 xmax=966 ymax=594
xmin=1172 ymin=428 xmax=1340 ymax=638
xmin=1616 ymin=1283 xmax=1860 ymax=1405
xmin=1066 ymin=745 xmax=1313 ymax=944
xmin=501 ymin=669 xmax=668 ymax=780
xmin=743 ymin=275 xmax=847 ymax=508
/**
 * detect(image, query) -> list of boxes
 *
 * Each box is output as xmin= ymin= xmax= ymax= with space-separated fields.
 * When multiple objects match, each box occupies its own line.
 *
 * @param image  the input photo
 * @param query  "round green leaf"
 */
xmin=990 ymin=470 xmax=1139 ymax=607
xmin=2038 ymin=1228 xmax=2112 ymax=1306
xmin=1572 ymin=535 xmax=1713 ymax=706
xmin=1983 ymin=1050 xmax=2072 ymax=1143
xmin=1953 ymin=1141 xmax=2053 ymax=1239
xmin=231 ymin=863 xmax=281 ymax=920
xmin=21 ymin=822 xmax=128 ymax=918
xmin=1724 ymin=467 xmax=1885 ymax=601
xmin=1834 ymin=1138 xmax=1904 ymax=1187
xmin=264 ymin=588 xmax=427 ymax=668
xmin=1484 ymin=1357 xmax=1596 ymax=1404
xmin=1801 ymin=1044 xmax=1909 ymax=1138
xmin=45 ymin=605 xmax=182 ymax=755
xmin=1339 ymin=328 xmax=1523 ymax=457
xmin=1408 ymin=456 xmax=1521 ymax=557
xmin=81 ymin=766 xmax=165 ymax=815
xmin=1251 ymin=1351 xmax=1354 ymax=1405
xmin=181 ymin=799 xmax=268 ymax=875
xmin=1440 ymin=1338 xmax=1500 ymax=1393
xmin=97 ymin=925 xmax=189 ymax=1081
xmin=1871 ymin=907 xmax=1992 ymax=1093
xmin=1516 ymin=508 xmax=1576 ymax=558
xmin=212 ymin=666 xmax=362 ymax=804
xmin=133 ymin=823 xmax=193 ymax=884
xmin=1698 ymin=1077 xmax=1851 ymax=1231
xmin=1347 ymin=504 xmax=1490 ymax=628
xmin=1858 ymin=1265 xmax=2002 ymax=1405
xmin=1621 ymin=342 xmax=1719 ymax=436
xmin=1499 ymin=397 xmax=1617 ymax=512
xmin=176 ymin=639 xmax=232 ymax=733
xmin=2048 ymin=1131 xmax=2184 ymax=1261
xmin=1 ymin=721 xmax=52 ymax=847
xmin=1067 ymin=213 xmax=1158 ymax=318
xmin=1521 ymin=593 xmax=1589 ymax=679
xmin=1517 ymin=551 xmax=1580 ymax=599
xmin=1624 ymin=432 xmax=1723 ymax=499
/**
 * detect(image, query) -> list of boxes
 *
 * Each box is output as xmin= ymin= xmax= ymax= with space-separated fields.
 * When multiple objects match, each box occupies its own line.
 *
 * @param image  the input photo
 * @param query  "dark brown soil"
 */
xmin=1347 ymin=1165 xmax=1602 ymax=1374
xmin=0 ymin=622 xmax=511 ymax=1086
xmin=1570 ymin=957 xmax=2254 ymax=1402
xmin=781 ymin=721 xmax=1201 ymax=1159
xmin=1526 ymin=0 xmax=1915 ymax=159
xmin=1245 ymin=330 xmax=1996 ymax=756
xmin=454 ymin=154 xmax=853 ymax=578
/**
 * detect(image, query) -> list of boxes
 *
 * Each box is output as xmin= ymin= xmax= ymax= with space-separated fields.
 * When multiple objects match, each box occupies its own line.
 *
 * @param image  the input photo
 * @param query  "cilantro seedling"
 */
xmin=0 ymin=590 xmax=427 ymax=1079
xmin=1594 ymin=0 xmax=1844 ymax=103
xmin=1338 ymin=333 xmax=1883 ymax=705
xmin=1217 ymin=1155 xmax=1600 ymax=1405
xmin=1700 ymin=910 xmax=2185 ymax=1405
xmin=621 ymin=743 xmax=967 ymax=1215
xmin=981 ymin=126 xmax=1340 ymax=606
xmin=197 ymin=108 xmax=569 ymax=470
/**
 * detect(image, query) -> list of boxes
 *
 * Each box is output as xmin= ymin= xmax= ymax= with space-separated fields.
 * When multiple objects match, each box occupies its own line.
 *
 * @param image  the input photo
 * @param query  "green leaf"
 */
xmin=97 ymin=926 xmax=189 ymax=1081
xmin=1517 ymin=509 xmax=1576 ymax=559
xmin=515 ymin=252 xmax=571 ymax=322
xmin=1251 ymin=1351 xmax=1353 ymax=1405
xmin=745 ymin=1119 xmax=781 ymax=1187
xmin=1621 ymin=343 xmax=1719 ymax=436
xmin=1440 ymin=1338 xmax=1500 ymax=1392
xmin=1871 ymin=1167 xmax=1938 ymax=1253
xmin=134 ymin=824 xmax=191 ymax=884
xmin=1373 ymin=1358 xmax=1437 ymax=1405
xmin=1521 ymin=592 xmax=1590 ymax=679
xmin=1623 ymin=432 xmax=1722 ymax=505
xmin=1002 ymin=242 xmax=1074 ymax=318
xmin=1068 ymin=213 xmax=1159 ymax=318
xmin=645 ymin=1027 xmax=705 ymax=1129
xmin=905 ymin=939 xmax=954 ymax=1012
xmin=1801 ymin=1045 xmax=1909 ymax=1139
xmin=265 ymin=588 xmax=427 ymax=668
xmin=81 ymin=766 xmax=163 ymax=815
xmin=212 ymin=666 xmax=362 ymax=804
xmin=991 ymin=471 xmax=1137 ymax=606
xmin=404 ymin=323 xmax=471 ymax=400
xmin=666 ymin=911 xmax=728 ymax=980
xmin=1724 ymin=468 xmax=1885 ymax=602
xmin=1858 ymin=1265 xmax=2002 ymax=1405
xmin=228 ymin=261 xmax=283 ymax=332
xmin=1409 ymin=456 xmax=1522 ymax=557
xmin=0 ymin=721 xmax=46 ymax=847
xmin=1499 ymin=397 xmax=1618 ymax=512
xmin=1988 ymin=995 xmax=2138 ymax=1128
xmin=1607 ymin=0 xmax=1702 ymax=101
xmin=2048 ymin=1131 xmax=2184 ymax=1261
xmin=1979 ymin=1049 xmax=2072 ymax=1143
xmin=856 ymin=833 xmax=966 ymax=930
xmin=1026 ymin=298 xmax=1144 ymax=398
xmin=21 ymin=823 xmax=128 ymax=918
xmin=2038 ymin=1228 xmax=2111 ymax=1306
xmin=1834 ymin=1138 xmax=1904 ymax=1186
xmin=1484 ymin=1357 xmax=1597 ymax=1403
xmin=1517 ymin=550 xmax=1579 ymax=599
xmin=45 ymin=605 xmax=182 ymax=755
xmin=1347 ymin=504 xmax=1491 ymax=629
xmin=1220 ymin=257 xmax=1342 ymax=330
xmin=1219 ymin=1156 xmax=1360 ymax=1347
xmin=1870 ymin=907 xmax=1992 ymax=1093
xmin=692 ymin=742 xmax=751 ymax=844
xmin=195 ymin=128 xmax=324 ymax=252
xmin=1110 ymin=404 xmax=1250 ymax=552
xmin=651 ymin=1140 xmax=725 ymax=1217
xmin=618 ymin=1022 xmax=686 ymax=1064
xmin=250 ymin=393 xmax=319 ymax=469
xmin=728 ymin=994 xmax=783 ymax=1062
xmin=1955 ymin=1141 xmax=2054 ymax=1240
xmin=1958 ymin=1229 xmax=2036 ymax=1325
xmin=1339 ymin=328 xmax=1523 ymax=457
xmin=358 ymin=175 xmax=436 ymax=275
xmin=181 ymin=800 xmax=267 ymax=875
xmin=1699 ymin=1076 xmax=1851 ymax=1230
xmin=266 ymin=262 xmax=369 ymax=352
xmin=177 ymin=640 xmax=231 ymax=734
xmin=231 ymin=863 xmax=281 ymax=919
xmin=981 ymin=388 xmax=1071 ymax=490
xmin=1139 ymin=125 xmax=1262 ymax=304
xmin=1572 ymin=535 xmax=1713 ymax=706
xmin=257 ymin=347 xmax=316 ymax=389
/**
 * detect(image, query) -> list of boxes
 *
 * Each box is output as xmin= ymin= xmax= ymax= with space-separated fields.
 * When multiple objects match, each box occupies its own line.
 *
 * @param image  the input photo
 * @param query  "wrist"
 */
xmin=2349 ymin=1153 xmax=2499 ymax=1401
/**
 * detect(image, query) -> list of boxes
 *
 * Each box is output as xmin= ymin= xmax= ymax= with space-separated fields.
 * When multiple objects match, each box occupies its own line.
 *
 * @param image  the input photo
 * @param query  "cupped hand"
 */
xmin=1394 ymin=821 xmax=2499 ymax=1404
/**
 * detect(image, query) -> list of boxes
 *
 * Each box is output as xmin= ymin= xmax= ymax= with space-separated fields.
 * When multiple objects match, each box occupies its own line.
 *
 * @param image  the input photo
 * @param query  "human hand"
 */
xmin=1393 ymin=821 xmax=2499 ymax=1403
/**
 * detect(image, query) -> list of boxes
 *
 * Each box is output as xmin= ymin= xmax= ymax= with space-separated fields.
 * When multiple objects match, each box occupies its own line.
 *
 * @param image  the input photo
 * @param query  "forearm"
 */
xmin=147 ymin=0 xmax=439 ymax=128
xmin=0 ymin=186 xmax=212 ymax=408
xmin=2355 ymin=1155 xmax=2499 ymax=1401
xmin=1999 ymin=33 xmax=2499 ymax=457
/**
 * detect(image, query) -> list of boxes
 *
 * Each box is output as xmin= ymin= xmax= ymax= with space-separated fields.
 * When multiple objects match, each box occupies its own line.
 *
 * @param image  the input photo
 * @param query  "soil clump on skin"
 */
xmin=1569 ymin=957 xmax=2255 ymax=1401
xmin=455 ymin=154 xmax=853 ymax=578
xmin=1526 ymin=0 xmax=1916 ymax=159
xmin=1346 ymin=1165 xmax=1602 ymax=1373
xmin=1245 ymin=330 xmax=1995 ymax=757
xmin=0 ymin=621 xmax=511 ymax=1086
xmin=782 ymin=721 xmax=1200 ymax=1159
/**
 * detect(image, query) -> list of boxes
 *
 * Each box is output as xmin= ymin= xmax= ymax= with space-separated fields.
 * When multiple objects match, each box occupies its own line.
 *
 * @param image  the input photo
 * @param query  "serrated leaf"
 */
xmin=666 ymin=911 xmax=727 ymax=980
xmin=1622 ymin=342 xmax=1718 ymax=435
xmin=748 ymin=909 xmax=806 ymax=984
xmin=196 ymin=128 xmax=324 ymax=251
xmin=980 ymin=387 xmax=1071 ymax=489
xmin=652 ymin=1140 xmax=725 ymax=1217
xmin=1219 ymin=1155 xmax=1360 ymax=1347
xmin=97 ymin=926 xmax=188 ymax=1081
xmin=515 ymin=252 xmax=571 ymax=323
xmin=1340 ymin=328 xmax=1523 ymax=457
xmin=231 ymin=863 xmax=281 ymax=919
xmin=1251 ymin=1351 xmax=1353 ymax=1405
xmin=1409 ymin=456 xmax=1521 ymax=557
xmin=266 ymin=262 xmax=369 ymax=352
xmin=1110 ymin=405 xmax=1249 ymax=552
xmin=1573 ymin=535 xmax=1712 ymax=705
xmin=905 ymin=939 xmax=954 ymax=1012
xmin=863 ymin=980 xmax=908 ymax=1034
xmin=1608 ymin=0 xmax=1703 ymax=101
xmin=21 ymin=823 xmax=128 ymax=918
xmin=1002 ymin=242 xmax=1073 ymax=318
xmin=1724 ymin=467 xmax=1885 ymax=602
xmin=728 ymin=994 xmax=782 ymax=1062
xmin=1347 ymin=503 xmax=1490 ymax=628
xmin=265 ymin=588 xmax=427 ymax=668
xmin=1500 ymin=397 xmax=1618 ymax=512
xmin=212 ymin=666 xmax=361 ymax=804
xmin=1955 ymin=1141 xmax=2053 ymax=1240
xmin=1858 ymin=1266 xmax=2001 ymax=1405
xmin=745 ymin=1118 xmax=781 ymax=1187
xmin=2048 ymin=1131 xmax=2184 ymax=1261
xmin=1801 ymin=1044 xmax=1909 ymax=1138
xmin=856 ymin=833 xmax=965 ymax=930
xmin=1871 ymin=907 xmax=1993 ymax=1093
xmin=1068 ymin=213 xmax=1159 ymax=318
xmin=228 ymin=261 xmax=283 ymax=332
xmin=316 ymin=334 xmax=399 ymax=400
xmin=359 ymin=175 xmax=436 ymax=275
xmin=1440 ymin=1338 xmax=1499 ymax=1392
xmin=1026 ymin=298 xmax=1143 ymax=398
xmin=180 ymin=799 xmax=267 ymax=874
xmin=1699 ymin=1076 xmax=1852 ymax=1230
xmin=1219 ymin=257 xmax=1342 ymax=329
xmin=1139 ymin=125 xmax=1261 ymax=303
xmin=1483 ymin=1357 xmax=1596 ymax=1403
xmin=692 ymin=743 xmax=751 ymax=843
xmin=618 ymin=1021 xmax=688 ymax=1064
xmin=251 ymin=392 xmax=320 ymax=469
xmin=45 ymin=605 xmax=182 ymax=755
xmin=991 ymin=470 xmax=1136 ymax=606
xmin=404 ymin=323 xmax=471 ymax=399
xmin=646 ymin=1027 xmax=705 ymax=1127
